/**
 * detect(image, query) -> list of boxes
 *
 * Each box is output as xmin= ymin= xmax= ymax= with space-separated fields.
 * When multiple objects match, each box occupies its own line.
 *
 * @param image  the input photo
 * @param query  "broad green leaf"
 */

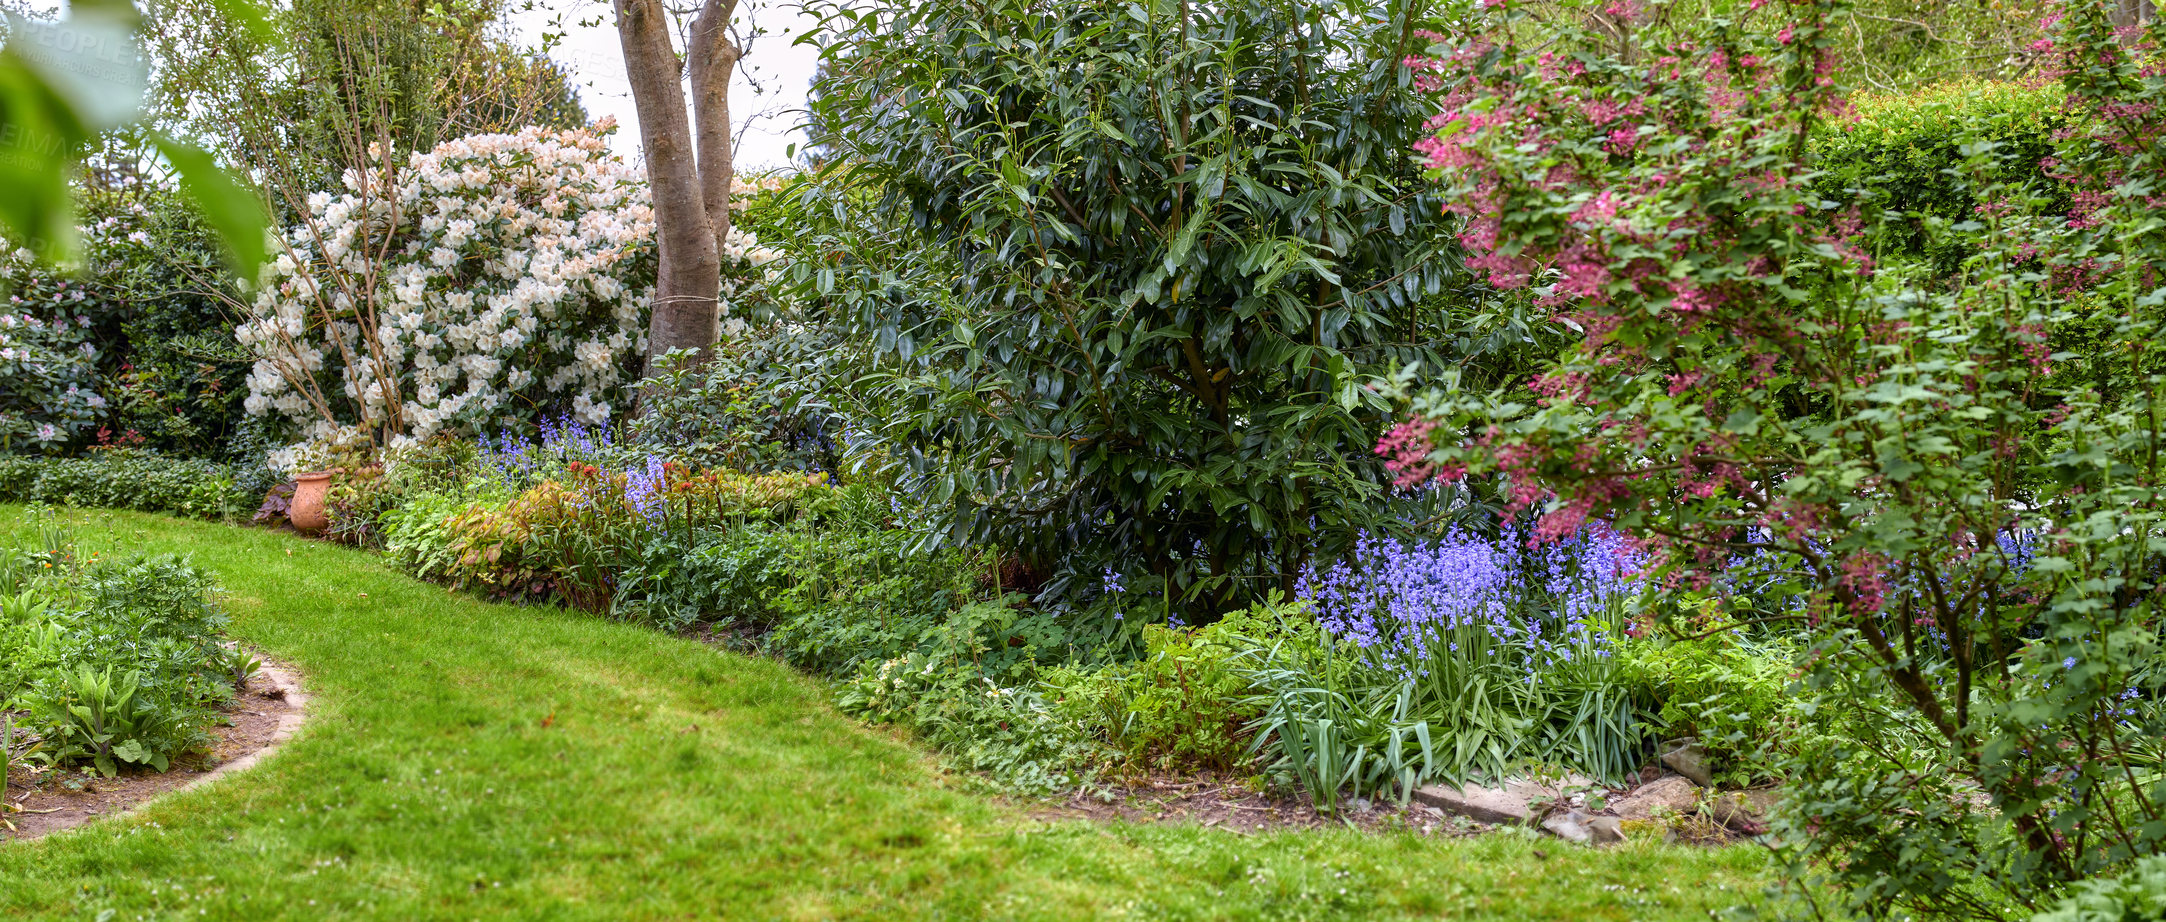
xmin=155 ymin=133 xmax=268 ymax=280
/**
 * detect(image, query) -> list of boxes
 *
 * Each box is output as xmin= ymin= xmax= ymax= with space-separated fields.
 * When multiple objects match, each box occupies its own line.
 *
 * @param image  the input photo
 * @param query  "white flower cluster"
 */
xmin=238 ymin=126 xmax=674 ymax=464
xmin=716 ymin=223 xmax=784 ymax=340
xmin=0 ymin=235 xmax=127 ymax=450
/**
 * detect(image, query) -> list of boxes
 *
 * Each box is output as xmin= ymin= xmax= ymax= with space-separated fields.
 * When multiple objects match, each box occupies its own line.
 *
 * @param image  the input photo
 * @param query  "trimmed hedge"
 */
xmin=0 ymin=451 xmax=260 ymax=520
xmin=1814 ymin=79 xmax=2068 ymax=275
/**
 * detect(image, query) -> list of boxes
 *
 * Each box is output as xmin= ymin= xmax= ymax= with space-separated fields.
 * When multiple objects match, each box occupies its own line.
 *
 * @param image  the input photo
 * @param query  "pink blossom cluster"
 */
xmin=1376 ymin=417 xmax=1456 ymax=488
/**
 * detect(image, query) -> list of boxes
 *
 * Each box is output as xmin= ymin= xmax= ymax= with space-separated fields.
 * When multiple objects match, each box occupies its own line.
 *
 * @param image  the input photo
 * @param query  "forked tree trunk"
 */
xmin=612 ymin=0 xmax=740 ymax=381
xmin=2110 ymin=0 xmax=2158 ymax=38
xmin=688 ymin=0 xmax=740 ymax=262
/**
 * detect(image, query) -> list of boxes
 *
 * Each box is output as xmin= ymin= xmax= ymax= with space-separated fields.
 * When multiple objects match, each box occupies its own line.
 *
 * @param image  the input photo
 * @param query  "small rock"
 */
xmin=1541 ymin=809 xmax=1595 ymax=844
xmin=1414 ymin=783 xmax=1531 ymax=825
xmin=1412 ymin=778 xmax=1565 ymax=826
xmin=1586 ymin=815 xmax=1627 ymax=844
xmin=1706 ymin=787 xmax=1782 ymax=832
xmin=1611 ymin=775 xmax=1699 ymax=821
xmin=1661 ymin=739 xmax=1713 ymax=787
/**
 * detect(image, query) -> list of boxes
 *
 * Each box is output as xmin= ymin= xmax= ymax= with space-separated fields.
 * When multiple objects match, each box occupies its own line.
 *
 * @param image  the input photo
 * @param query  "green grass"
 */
xmin=0 ymin=508 xmax=1775 ymax=920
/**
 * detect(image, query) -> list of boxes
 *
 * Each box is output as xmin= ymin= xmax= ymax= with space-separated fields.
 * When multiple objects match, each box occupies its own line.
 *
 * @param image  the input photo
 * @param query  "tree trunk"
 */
xmin=2110 ymin=0 xmax=2157 ymax=37
xmin=687 ymin=0 xmax=741 ymax=269
xmin=613 ymin=0 xmax=720 ymax=380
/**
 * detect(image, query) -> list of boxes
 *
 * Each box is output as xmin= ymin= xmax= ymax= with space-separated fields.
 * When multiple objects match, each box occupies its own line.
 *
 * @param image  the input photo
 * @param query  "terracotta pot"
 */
xmin=288 ymin=470 xmax=337 ymax=535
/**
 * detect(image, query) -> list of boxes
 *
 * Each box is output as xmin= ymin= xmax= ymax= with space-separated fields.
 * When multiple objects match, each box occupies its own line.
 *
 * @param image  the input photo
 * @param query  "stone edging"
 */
xmin=1 ymin=657 xmax=309 ymax=842
xmin=176 ymin=660 xmax=310 ymax=791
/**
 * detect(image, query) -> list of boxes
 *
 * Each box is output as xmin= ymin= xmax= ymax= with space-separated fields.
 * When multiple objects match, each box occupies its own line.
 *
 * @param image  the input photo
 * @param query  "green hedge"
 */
xmin=2032 ymin=855 xmax=2166 ymax=922
xmin=0 ymin=451 xmax=261 ymax=520
xmin=1813 ymin=79 xmax=2067 ymax=275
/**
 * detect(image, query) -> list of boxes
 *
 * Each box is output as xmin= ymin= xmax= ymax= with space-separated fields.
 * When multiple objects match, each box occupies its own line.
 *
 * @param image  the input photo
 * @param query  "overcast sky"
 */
xmin=26 ymin=0 xmax=822 ymax=172
xmin=506 ymin=0 xmax=823 ymax=172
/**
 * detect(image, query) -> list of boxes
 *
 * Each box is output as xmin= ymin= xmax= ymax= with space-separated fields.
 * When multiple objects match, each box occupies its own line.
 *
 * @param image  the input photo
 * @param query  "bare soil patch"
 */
xmin=1028 ymin=768 xmax=1769 ymax=845
xmin=1027 ymin=775 xmax=1490 ymax=837
xmin=2 ymin=659 xmax=308 ymax=843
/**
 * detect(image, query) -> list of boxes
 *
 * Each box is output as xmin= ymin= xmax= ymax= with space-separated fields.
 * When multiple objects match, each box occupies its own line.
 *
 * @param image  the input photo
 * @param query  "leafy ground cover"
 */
xmin=0 ymin=507 xmax=1771 ymax=920
xmin=1 ymin=510 xmax=257 ymax=779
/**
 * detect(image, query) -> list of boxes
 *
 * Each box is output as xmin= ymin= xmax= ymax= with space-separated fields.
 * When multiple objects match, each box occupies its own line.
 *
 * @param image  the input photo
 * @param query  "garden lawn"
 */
xmin=0 ymin=508 xmax=1772 ymax=921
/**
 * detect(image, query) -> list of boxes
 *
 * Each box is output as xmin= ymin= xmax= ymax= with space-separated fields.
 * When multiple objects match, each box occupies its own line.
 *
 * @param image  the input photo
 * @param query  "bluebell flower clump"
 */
xmin=479 ymin=416 xmax=618 ymax=489
xmin=624 ymin=455 xmax=668 ymax=521
xmin=1295 ymin=525 xmax=1642 ymax=680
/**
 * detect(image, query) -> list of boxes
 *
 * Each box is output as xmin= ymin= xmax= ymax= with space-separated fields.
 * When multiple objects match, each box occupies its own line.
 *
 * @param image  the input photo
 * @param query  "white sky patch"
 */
xmin=505 ymin=0 xmax=821 ymax=172
xmin=24 ymin=0 xmax=821 ymax=172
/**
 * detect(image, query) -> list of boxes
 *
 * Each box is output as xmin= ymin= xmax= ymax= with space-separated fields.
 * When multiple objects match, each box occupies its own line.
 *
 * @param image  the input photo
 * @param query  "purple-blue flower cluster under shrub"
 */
xmin=478 ymin=416 xmax=619 ymax=491
xmin=1296 ymin=525 xmax=1640 ymax=681
xmin=1244 ymin=524 xmax=1656 ymax=807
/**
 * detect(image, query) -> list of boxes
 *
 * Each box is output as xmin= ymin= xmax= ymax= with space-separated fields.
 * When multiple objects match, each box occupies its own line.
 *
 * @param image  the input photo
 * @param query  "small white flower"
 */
xmin=233 ymin=124 xmax=726 ymax=461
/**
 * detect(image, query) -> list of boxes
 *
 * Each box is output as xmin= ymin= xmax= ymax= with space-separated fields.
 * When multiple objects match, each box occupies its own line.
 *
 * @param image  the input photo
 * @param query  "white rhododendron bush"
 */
xmin=238 ymin=125 xmax=660 ymax=468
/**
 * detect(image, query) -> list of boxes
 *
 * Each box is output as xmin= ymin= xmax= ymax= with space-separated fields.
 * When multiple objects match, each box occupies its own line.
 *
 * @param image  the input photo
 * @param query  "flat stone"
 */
xmin=1611 ymin=775 xmax=1700 ymax=821
xmin=1412 ymin=778 xmax=1571 ymax=826
xmin=1538 ymin=809 xmax=1628 ymax=846
xmin=1586 ymin=814 xmax=1627 ymax=844
xmin=1541 ymin=809 xmax=1594 ymax=844
xmin=1661 ymin=739 xmax=1713 ymax=787
xmin=1706 ymin=787 xmax=1782 ymax=832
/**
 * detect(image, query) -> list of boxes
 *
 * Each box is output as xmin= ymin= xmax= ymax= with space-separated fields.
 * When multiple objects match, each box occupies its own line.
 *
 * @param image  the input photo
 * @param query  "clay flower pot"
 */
xmin=288 ymin=470 xmax=338 ymax=535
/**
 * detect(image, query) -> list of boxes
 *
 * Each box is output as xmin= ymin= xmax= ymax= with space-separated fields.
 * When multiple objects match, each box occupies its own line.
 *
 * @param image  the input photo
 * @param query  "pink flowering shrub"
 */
xmin=0 ymin=263 xmax=104 ymax=452
xmin=1398 ymin=1 xmax=2166 ymax=916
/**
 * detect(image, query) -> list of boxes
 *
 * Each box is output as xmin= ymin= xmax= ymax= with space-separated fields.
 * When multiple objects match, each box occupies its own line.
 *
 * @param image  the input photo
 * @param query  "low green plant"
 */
xmin=2031 ymin=855 xmax=2166 ymax=922
xmin=380 ymin=490 xmax=499 ymax=589
xmin=641 ymin=522 xmax=796 ymax=628
xmin=0 ymin=543 xmax=31 ymax=591
xmin=758 ymin=494 xmax=1002 ymax=677
xmin=25 ymin=664 xmax=189 ymax=776
xmin=0 ymin=587 xmax=50 ymax=624
xmin=215 ymin=645 xmax=262 ymax=689
xmin=1 ymin=521 xmax=235 ymax=776
xmin=836 ymin=599 xmax=1096 ymax=793
xmin=1046 ymin=621 xmax=1264 ymax=778
xmin=449 ymin=493 xmax=562 ymax=602
xmin=0 ymin=589 xmax=60 ymax=707
xmin=0 ymin=450 xmax=257 ymax=520
xmin=324 ymin=464 xmax=396 ymax=547
xmin=1627 ymin=633 xmax=1806 ymax=785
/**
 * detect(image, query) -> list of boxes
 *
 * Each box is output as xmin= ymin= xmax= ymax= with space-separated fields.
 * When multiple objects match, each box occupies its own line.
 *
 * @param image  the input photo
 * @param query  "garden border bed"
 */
xmin=1 ymin=655 xmax=309 ymax=843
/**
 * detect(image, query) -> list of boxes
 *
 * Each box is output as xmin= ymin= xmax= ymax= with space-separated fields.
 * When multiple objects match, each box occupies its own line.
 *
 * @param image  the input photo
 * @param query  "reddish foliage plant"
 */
xmin=1400 ymin=1 xmax=2166 ymax=916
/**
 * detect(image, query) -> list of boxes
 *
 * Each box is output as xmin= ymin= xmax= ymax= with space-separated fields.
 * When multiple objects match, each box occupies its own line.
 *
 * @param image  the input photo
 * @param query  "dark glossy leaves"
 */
xmin=791 ymin=0 xmax=1484 ymax=616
